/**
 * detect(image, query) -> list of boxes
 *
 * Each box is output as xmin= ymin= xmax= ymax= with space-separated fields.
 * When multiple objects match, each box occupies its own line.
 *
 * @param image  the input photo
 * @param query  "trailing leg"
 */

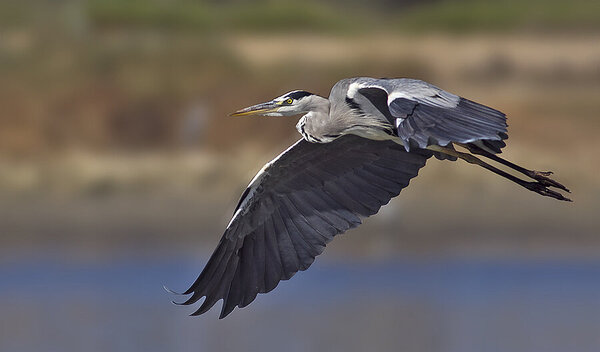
xmin=427 ymin=145 xmax=572 ymax=202
xmin=459 ymin=143 xmax=570 ymax=193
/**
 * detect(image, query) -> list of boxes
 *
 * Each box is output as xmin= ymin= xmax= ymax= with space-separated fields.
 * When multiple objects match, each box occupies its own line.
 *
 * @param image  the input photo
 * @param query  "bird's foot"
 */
xmin=524 ymin=181 xmax=572 ymax=202
xmin=526 ymin=170 xmax=570 ymax=193
xmin=530 ymin=170 xmax=553 ymax=177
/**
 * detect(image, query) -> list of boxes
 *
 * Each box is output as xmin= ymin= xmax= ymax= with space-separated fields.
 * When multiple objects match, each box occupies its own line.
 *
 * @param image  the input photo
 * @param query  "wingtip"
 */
xmin=163 ymin=285 xmax=184 ymax=295
xmin=171 ymin=298 xmax=188 ymax=306
xmin=190 ymin=303 xmax=212 ymax=317
xmin=219 ymin=303 xmax=237 ymax=319
xmin=172 ymin=297 xmax=192 ymax=306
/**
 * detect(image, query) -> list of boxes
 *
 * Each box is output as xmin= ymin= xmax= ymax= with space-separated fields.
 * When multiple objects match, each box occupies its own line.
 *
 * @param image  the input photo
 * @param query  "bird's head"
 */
xmin=230 ymin=90 xmax=321 ymax=117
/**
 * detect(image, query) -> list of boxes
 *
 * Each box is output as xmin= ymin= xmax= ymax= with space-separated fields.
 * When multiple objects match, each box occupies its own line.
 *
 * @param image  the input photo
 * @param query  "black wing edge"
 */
xmin=390 ymin=96 xmax=508 ymax=151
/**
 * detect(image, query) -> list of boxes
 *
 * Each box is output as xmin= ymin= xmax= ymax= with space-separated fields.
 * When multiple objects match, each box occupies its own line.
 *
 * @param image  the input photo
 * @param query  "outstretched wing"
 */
xmin=347 ymin=78 xmax=508 ymax=152
xmin=177 ymin=135 xmax=432 ymax=318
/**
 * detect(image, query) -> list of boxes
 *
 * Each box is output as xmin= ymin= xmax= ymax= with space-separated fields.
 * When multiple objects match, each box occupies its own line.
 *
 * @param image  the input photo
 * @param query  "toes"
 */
xmin=539 ymin=178 xmax=570 ymax=193
xmin=526 ymin=181 xmax=572 ymax=202
xmin=529 ymin=171 xmax=570 ymax=193
xmin=541 ymin=188 xmax=572 ymax=202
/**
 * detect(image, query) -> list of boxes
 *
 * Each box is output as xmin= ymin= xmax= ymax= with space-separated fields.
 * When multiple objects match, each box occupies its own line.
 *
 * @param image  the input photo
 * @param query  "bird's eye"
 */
xmin=285 ymin=98 xmax=293 ymax=104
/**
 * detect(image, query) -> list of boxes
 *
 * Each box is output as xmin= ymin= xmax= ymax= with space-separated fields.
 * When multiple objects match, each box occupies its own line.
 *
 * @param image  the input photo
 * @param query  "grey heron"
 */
xmin=172 ymin=77 xmax=570 ymax=318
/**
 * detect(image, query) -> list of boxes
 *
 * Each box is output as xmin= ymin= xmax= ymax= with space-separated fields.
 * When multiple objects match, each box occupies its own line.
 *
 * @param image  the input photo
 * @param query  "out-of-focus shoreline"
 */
xmin=1 ymin=31 xmax=598 ymax=255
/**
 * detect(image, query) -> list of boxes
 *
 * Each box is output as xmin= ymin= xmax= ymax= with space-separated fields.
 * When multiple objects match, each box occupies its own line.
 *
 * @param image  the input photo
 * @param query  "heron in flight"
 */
xmin=171 ymin=77 xmax=570 ymax=318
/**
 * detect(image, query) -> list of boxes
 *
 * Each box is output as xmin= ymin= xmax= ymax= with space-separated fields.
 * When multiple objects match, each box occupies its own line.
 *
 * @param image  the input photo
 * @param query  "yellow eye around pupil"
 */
xmin=286 ymin=98 xmax=293 ymax=104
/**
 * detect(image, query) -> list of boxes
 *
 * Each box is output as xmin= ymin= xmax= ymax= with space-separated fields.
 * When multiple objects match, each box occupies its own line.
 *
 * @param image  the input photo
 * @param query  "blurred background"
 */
xmin=1 ymin=0 xmax=600 ymax=351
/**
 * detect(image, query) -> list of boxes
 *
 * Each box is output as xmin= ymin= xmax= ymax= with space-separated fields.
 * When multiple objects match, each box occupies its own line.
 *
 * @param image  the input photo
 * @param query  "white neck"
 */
xmin=300 ymin=95 xmax=329 ymax=114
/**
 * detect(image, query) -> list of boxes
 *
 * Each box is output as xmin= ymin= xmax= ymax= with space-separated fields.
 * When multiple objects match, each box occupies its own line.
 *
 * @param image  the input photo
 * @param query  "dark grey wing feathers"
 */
xmin=350 ymin=78 xmax=508 ymax=151
xmin=391 ymin=96 xmax=507 ymax=150
xmin=262 ymin=218 xmax=283 ymax=291
xmin=178 ymin=135 xmax=431 ymax=318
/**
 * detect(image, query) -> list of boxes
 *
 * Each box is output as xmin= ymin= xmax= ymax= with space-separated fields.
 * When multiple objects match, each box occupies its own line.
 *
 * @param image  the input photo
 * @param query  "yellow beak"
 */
xmin=230 ymin=101 xmax=280 ymax=117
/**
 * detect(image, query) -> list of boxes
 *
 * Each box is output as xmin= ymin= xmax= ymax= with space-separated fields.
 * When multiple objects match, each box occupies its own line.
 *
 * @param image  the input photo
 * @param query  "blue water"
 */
xmin=2 ymin=253 xmax=600 ymax=352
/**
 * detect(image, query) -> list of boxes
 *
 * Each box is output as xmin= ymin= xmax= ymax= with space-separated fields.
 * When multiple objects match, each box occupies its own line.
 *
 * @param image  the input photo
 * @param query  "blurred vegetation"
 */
xmin=399 ymin=0 xmax=600 ymax=32
xmin=2 ymin=0 xmax=600 ymax=33
xmin=88 ymin=0 xmax=367 ymax=33
xmin=83 ymin=0 xmax=600 ymax=33
xmin=0 ymin=0 xmax=599 ymax=251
